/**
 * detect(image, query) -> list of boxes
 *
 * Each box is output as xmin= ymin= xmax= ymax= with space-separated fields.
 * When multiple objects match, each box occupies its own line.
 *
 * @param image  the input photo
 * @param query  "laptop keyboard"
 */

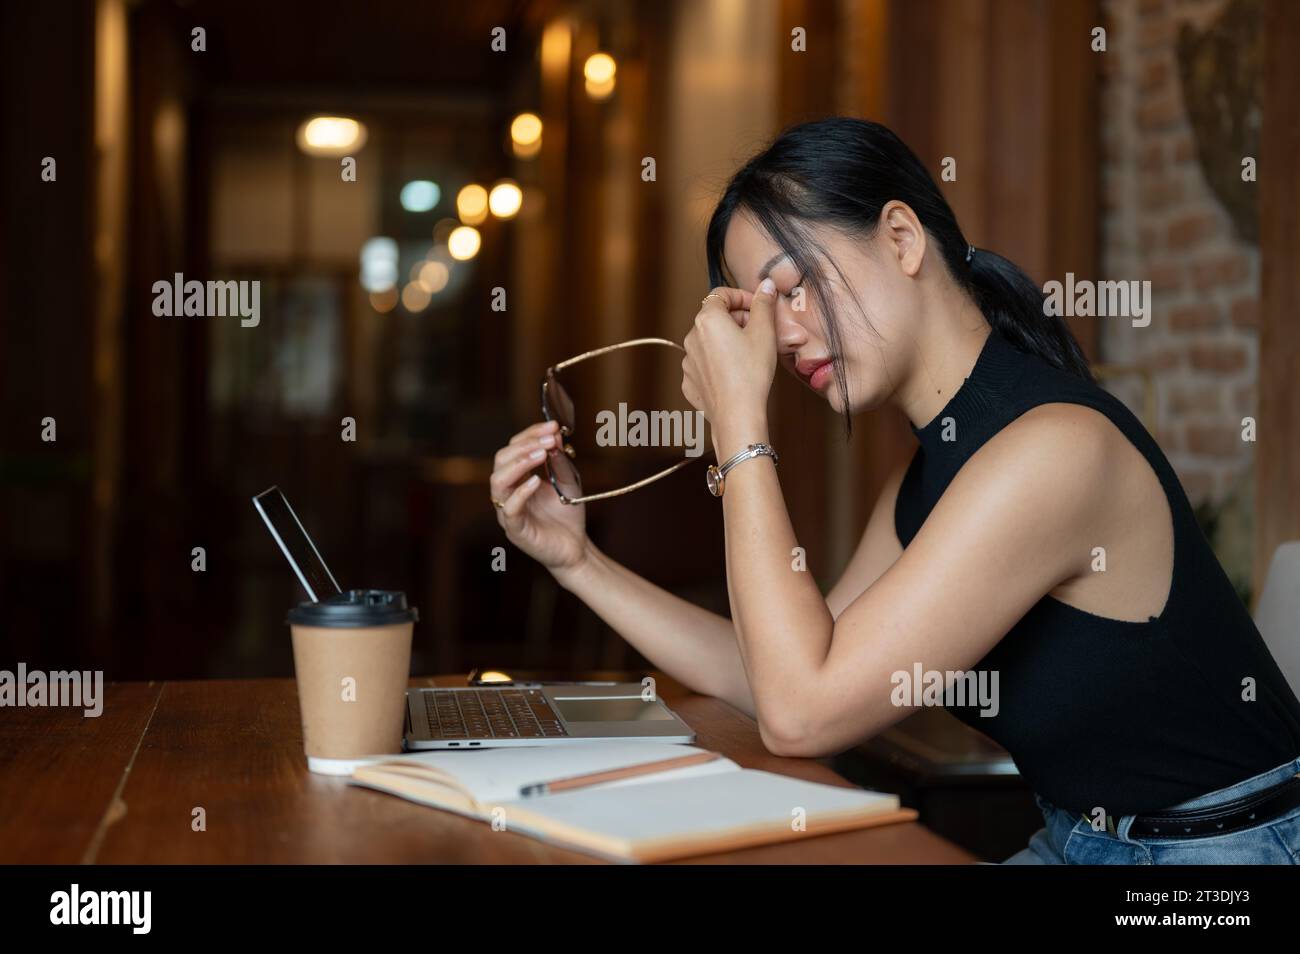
xmin=424 ymin=688 xmax=569 ymax=740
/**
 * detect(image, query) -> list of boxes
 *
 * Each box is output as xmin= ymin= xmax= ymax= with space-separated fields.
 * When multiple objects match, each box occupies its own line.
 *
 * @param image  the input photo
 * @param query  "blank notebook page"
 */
xmin=509 ymin=769 xmax=896 ymax=845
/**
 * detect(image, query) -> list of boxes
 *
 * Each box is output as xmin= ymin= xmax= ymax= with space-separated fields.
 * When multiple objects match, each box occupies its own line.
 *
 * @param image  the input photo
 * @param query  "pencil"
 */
xmin=518 ymin=751 xmax=722 ymax=797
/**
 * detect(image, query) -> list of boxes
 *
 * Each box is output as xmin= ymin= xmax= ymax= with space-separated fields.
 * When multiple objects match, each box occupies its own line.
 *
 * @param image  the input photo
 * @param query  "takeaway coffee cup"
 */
xmin=287 ymin=589 xmax=418 ymax=775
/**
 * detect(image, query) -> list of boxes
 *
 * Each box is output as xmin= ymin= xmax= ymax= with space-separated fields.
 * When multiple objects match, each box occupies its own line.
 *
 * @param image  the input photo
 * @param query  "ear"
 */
xmin=879 ymin=200 xmax=927 ymax=278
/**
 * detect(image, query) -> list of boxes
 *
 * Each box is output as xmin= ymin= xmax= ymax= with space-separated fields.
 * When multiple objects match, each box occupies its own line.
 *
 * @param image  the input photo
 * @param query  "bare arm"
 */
xmin=551 ymin=457 xmax=909 ymax=719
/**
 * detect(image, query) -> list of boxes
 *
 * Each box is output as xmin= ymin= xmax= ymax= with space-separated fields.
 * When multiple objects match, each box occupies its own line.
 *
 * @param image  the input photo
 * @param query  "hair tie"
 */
xmin=965 ymin=244 xmax=976 ymax=264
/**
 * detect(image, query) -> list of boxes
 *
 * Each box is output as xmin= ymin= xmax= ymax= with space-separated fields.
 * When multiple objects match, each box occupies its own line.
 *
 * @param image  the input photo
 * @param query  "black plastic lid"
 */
xmin=286 ymin=589 xmax=418 ymax=628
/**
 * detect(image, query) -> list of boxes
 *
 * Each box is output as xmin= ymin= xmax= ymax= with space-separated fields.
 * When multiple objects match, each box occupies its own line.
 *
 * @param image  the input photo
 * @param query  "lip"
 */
xmin=795 ymin=357 xmax=833 ymax=384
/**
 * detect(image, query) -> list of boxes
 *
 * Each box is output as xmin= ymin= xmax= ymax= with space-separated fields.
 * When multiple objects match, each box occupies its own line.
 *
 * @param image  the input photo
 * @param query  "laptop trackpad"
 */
xmin=552 ymin=698 xmax=675 ymax=722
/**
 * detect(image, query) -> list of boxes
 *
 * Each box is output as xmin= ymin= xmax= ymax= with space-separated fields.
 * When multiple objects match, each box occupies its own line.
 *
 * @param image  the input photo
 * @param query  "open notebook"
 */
xmin=350 ymin=742 xmax=916 ymax=862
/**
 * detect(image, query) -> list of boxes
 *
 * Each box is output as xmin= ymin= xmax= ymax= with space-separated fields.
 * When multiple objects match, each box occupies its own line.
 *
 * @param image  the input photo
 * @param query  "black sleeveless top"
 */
xmin=894 ymin=330 xmax=1300 ymax=816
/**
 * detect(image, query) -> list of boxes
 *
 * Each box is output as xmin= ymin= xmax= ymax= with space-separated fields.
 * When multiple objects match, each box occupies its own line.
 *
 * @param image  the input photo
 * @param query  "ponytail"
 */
xmin=966 ymin=247 xmax=1094 ymax=383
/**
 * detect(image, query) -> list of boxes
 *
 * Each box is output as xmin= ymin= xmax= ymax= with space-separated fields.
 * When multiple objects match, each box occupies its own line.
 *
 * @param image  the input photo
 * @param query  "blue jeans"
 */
xmin=1003 ymin=756 xmax=1300 ymax=864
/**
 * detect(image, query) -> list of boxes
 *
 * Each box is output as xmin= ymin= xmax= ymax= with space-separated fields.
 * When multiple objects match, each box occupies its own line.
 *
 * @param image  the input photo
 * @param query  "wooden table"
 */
xmin=0 ymin=675 xmax=975 ymax=864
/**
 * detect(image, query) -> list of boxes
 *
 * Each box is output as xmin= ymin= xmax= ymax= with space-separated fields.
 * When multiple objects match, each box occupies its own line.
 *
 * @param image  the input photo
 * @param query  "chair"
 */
xmin=1253 ymin=541 xmax=1300 ymax=698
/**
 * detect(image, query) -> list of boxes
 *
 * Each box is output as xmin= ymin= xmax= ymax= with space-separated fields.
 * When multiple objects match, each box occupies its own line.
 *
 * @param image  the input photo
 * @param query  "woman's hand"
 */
xmin=681 ymin=280 xmax=777 ymax=456
xmin=490 ymin=420 xmax=588 ymax=575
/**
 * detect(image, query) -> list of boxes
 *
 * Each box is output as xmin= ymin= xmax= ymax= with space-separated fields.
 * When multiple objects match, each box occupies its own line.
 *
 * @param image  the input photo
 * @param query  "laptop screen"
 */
xmin=253 ymin=487 xmax=342 ymax=602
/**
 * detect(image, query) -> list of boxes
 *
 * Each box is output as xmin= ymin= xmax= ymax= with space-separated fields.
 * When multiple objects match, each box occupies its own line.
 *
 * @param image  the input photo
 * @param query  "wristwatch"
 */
xmin=706 ymin=442 xmax=779 ymax=497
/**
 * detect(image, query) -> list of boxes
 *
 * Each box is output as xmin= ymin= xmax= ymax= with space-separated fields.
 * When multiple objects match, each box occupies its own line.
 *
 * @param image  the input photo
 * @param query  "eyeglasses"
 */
xmin=541 ymin=337 xmax=701 ymax=504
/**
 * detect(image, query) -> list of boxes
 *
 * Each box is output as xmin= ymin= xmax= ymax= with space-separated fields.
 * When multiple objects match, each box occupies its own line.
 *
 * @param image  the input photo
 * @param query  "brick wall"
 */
xmin=1099 ymin=0 xmax=1259 ymax=514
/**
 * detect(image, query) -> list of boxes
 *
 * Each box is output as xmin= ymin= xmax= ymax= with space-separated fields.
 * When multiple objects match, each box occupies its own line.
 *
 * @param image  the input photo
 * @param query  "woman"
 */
xmin=490 ymin=118 xmax=1300 ymax=864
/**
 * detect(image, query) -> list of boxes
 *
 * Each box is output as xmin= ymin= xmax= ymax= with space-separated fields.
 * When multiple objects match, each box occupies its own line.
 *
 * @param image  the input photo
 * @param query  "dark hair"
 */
xmin=706 ymin=117 xmax=1093 ymax=437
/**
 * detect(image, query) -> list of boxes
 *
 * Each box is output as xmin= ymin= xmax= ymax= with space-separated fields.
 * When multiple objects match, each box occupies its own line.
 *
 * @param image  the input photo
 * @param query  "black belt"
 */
xmin=1120 ymin=773 xmax=1300 ymax=839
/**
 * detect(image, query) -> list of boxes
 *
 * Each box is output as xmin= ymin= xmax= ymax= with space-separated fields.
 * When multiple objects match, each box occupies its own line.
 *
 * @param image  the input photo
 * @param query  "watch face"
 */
xmin=706 ymin=465 xmax=723 ymax=497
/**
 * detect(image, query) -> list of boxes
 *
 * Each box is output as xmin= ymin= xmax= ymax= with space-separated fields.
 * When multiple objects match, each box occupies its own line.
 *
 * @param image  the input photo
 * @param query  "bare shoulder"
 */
xmin=933 ymin=402 xmax=1128 ymax=546
xmin=978 ymin=402 xmax=1122 ymax=489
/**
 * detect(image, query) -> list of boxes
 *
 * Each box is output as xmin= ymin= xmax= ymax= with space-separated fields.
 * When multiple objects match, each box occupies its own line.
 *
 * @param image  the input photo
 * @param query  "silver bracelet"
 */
xmin=706 ymin=442 xmax=779 ymax=497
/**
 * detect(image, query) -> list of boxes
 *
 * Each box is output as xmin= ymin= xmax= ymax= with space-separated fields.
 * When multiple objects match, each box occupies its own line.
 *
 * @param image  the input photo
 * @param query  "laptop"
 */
xmin=253 ymin=486 xmax=695 ymax=750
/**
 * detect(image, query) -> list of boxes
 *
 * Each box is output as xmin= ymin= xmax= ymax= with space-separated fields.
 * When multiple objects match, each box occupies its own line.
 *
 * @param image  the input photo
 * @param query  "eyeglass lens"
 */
xmin=543 ymin=370 xmax=582 ymax=500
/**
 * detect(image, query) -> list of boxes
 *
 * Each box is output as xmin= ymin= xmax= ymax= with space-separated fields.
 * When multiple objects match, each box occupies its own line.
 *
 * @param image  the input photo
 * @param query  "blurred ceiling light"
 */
xmin=489 ymin=180 xmax=523 ymax=219
xmin=369 ymin=287 xmax=398 ymax=313
xmin=401 ymin=281 xmax=432 ymax=313
xmin=362 ymin=265 xmax=397 ymax=294
xmin=359 ymin=236 xmax=398 ymax=293
xmin=418 ymin=260 xmax=450 ymax=294
xmin=456 ymin=184 xmax=489 ymax=225
xmin=362 ymin=236 xmax=398 ymax=260
xmin=400 ymin=179 xmax=441 ymax=213
xmin=296 ymin=116 xmax=367 ymax=156
xmin=584 ymin=52 xmax=616 ymax=100
xmin=511 ymin=113 xmax=543 ymax=145
xmin=510 ymin=112 xmax=543 ymax=159
xmin=584 ymin=52 xmax=616 ymax=84
xmin=448 ymin=225 xmax=481 ymax=261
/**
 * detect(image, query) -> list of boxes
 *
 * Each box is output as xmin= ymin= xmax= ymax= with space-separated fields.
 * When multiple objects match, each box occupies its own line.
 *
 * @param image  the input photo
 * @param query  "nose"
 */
xmin=776 ymin=300 xmax=809 ymax=356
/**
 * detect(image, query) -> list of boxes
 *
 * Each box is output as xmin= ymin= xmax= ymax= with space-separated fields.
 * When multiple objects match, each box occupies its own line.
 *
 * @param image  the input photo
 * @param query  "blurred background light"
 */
xmin=418 ymin=260 xmax=450 ymax=294
xmin=359 ymin=236 xmax=398 ymax=292
xmin=584 ymin=52 xmax=616 ymax=100
xmin=399 ymin=179 xmax=441 ymax=213
xmin=584 ymin=52 xmax=616 ymax=84
xmin=296 ymin=116 xmax=367 ymax=156
xmin=447 ymin=225 xmax=481 ymax=261
xmin=401 ymin=281 xmax=432 ymax=313
xmin=488 ymin=179 xmax=523 ymax=219
xmin=368 ymin=287 xmax=398 ymax=314
xmin=456 ymin=184 xmax=488 ymax=225
xmin=510 ymin=112 xmax=543 ymax=159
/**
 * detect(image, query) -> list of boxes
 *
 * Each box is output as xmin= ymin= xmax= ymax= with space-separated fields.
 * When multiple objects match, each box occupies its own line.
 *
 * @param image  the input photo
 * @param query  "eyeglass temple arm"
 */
xmin=552 ymin=337 xmax=684 ymax=373
xmin=565 ymin=456 xmax=699 ymax=505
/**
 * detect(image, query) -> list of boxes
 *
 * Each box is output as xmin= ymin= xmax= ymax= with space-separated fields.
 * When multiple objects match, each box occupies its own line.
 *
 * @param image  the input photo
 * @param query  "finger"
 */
xmin=507 ymin=420 xmax=560 ymax=448
xmin=490 ymin=445 xmax=548 ymax=498
xmin=701 ymin=286 xmax=753 ymax=315
xmin=501 ymin=473 xmax=543 ymax=527
xmin=499 ymin=425 xmax=559 ymax=466
xmin=748 ymin=278 xmax=776 ymax=331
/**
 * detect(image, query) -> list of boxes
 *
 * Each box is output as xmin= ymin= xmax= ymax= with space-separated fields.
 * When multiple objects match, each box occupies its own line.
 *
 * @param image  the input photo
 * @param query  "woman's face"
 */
xmin=721 ymin=209 xmax=923 ymax=416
